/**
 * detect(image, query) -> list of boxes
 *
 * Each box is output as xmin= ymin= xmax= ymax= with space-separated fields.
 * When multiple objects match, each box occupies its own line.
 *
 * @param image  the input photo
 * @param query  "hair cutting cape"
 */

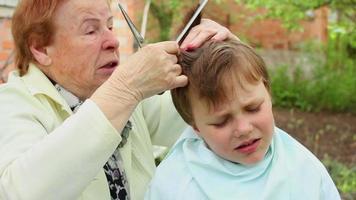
xmin=145 ymin=127 xmax=340 ymax=200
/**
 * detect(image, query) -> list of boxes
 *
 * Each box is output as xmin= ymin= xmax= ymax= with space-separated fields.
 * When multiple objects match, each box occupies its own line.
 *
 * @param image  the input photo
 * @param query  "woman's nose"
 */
xmin=232 ymin=117 xmax=253 ymax=137
xmin=102 ymin=29 xmax=120 ymax=50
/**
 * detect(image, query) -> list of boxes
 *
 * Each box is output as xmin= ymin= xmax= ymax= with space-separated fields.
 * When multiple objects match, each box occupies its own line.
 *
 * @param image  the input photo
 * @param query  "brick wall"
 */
xmin=113 ymin=0 xmax=139 ymax=61
xmin=203 ymin=1 xmax=328 ymax=49
xmin=0 ymin=17 xmax=13 ymax=83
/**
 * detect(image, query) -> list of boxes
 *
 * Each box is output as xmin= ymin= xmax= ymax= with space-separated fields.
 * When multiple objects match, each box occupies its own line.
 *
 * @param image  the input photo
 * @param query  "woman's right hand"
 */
xmin=114 ymin=41 xmax=187 ymax=101
xmin=91 ymin=41 xmax=187 ymax=131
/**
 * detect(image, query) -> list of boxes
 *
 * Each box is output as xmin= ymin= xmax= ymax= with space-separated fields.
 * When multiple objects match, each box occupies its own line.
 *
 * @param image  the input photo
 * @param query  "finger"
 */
xmin=211 ymin=29 xmax=229 ymax=41
xmin=179 ymin=26 xmax=201 ymax=50
xmin=167 ymin=54 xmax=178 ymax=64
xmin=172 ymin=75 xmax=188 ymax=89
xmin=171 ymin=64 xmax=182 ymax=75
xmin=157 ymin=41 xmax=179 ymax=55
xmin=186 ymin=30 xmax=216 ymax=49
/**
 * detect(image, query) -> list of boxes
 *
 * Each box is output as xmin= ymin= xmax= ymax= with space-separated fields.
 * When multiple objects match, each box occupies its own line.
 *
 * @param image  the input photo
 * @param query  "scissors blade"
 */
xmin=118 ymin=2 xmax=144 ymax=48
xmin=176 ymin=0 xmax=208 ymax=45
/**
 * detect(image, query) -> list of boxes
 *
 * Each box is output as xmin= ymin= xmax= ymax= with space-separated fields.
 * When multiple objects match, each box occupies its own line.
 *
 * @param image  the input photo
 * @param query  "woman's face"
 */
xmin=45 ymin=0 xmax=119 ymax=99
xmin=191 ymin=80 xmax=275 ymax=166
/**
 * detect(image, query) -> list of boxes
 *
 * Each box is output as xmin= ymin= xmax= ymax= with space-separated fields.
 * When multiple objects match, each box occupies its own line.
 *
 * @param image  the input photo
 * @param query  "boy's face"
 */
xmin=191 ymin=80 xmax=274 ymax=165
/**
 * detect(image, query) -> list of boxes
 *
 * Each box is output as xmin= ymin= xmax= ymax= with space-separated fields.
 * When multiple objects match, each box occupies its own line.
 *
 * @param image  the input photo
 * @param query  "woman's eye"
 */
xmin=85 ymin=26 xmax=98 ymax=35
xmin=86 ymin=31 xmax=95 ymax=35
xmin=86 ymin=29 xmax=97 ymax=35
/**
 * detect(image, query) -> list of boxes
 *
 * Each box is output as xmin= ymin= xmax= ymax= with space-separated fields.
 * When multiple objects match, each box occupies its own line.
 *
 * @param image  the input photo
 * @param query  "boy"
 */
xmin=145 ymin=39 xmax=340 ymax=200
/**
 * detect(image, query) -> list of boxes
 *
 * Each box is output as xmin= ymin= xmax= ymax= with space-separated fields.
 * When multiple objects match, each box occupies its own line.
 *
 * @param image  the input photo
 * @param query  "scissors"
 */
xmin=176 ymin=0 xmax=208 ymax=45
xmin=118 ymin=1 xmax=208 ymax=95
xmin=118 ymin=0 xmax=208 ymax=47
xmin=118 ymin=2 xmax=145 ymax=48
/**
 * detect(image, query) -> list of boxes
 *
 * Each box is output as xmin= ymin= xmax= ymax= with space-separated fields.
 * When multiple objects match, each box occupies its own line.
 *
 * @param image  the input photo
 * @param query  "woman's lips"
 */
xmin=97 ymin=61 xmax=118 ymax=75
xmin=235 ymin=138 xmax=261 ymax=154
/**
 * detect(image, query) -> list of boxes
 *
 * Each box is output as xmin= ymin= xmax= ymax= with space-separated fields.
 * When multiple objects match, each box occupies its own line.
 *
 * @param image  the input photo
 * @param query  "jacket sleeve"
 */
xmin=0 ymin=85 xmax=120 ymax=200
xmin=141 ymin=91 xmax=187 ymax=148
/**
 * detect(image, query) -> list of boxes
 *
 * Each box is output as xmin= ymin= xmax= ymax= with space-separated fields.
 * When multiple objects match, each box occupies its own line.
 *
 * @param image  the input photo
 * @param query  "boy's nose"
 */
xmin=232 ymin=118 xmax=253 ymax=137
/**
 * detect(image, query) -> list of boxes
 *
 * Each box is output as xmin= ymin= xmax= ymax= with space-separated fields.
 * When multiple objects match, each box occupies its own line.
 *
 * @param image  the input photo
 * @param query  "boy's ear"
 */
xmin=29 ymin=41 xmax=52 ymax=66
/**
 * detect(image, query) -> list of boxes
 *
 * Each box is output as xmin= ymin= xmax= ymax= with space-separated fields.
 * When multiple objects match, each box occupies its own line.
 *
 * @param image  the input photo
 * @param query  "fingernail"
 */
xmin=180 ymin=46 xmax=187 ymax=51
xmin=186 ymin=45 xmax=195 ymax=52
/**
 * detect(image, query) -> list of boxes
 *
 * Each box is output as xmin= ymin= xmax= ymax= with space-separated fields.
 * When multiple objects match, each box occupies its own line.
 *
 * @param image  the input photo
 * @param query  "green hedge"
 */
xmin=270 ymin=62 xmax=356 ymax=113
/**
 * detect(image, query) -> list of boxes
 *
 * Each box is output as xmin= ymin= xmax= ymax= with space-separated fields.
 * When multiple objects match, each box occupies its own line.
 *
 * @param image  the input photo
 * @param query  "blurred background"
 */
xmin=0 ymin=0 xmax=355 ymax=199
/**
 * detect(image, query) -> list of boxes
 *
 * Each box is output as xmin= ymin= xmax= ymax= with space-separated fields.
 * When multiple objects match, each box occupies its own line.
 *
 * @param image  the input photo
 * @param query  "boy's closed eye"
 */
xmin=208 ymin=116 xmax=231 ymax=128
xmin=208 ymin=103 xmax=263 ymax=126
xmin=245 ymin=102 xmax=262 ymax=113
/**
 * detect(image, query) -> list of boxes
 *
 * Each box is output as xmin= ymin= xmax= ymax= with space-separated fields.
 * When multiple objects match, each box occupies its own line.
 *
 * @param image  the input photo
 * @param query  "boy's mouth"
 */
xmin=235 ymin=138 xmax=261 ymax=154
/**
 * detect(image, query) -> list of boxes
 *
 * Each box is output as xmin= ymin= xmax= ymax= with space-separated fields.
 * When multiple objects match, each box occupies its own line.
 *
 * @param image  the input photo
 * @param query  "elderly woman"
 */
xmin=0 ymin=0 xmax=237 ymax=200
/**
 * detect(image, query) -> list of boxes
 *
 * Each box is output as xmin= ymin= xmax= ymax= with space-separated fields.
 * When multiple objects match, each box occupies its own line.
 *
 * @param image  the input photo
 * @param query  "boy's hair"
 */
xmin=171 ymin=39 xmax=270 ymax=125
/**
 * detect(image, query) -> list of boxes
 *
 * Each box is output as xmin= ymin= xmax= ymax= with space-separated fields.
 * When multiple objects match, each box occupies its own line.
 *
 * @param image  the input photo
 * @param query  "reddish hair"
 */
xmin=171 ymin=39 xmax=270 ymax=125
xmin=11 ymin=0 xmax=112 ymax=76
xmin=11 ymin=0 xmax=63 ymax=75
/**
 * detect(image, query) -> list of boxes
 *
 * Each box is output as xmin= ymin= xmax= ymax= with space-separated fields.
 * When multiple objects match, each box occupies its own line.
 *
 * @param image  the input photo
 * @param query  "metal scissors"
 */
xmin=118 ymin=0 xmax=208 ymax=95
xmin=118 ymin=2 xmax=144 ymax=48
xmin=118 ymin=0 xmax=208 ymax=47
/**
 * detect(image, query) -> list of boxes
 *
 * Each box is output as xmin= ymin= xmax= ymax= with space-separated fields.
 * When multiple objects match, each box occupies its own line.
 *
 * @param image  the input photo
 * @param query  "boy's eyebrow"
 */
xmin=209 ymin=107 xmax=231 ymax=118
xmin=209 ymin=97 xmax=265 ymax=116
xmin=240 ymin=96 xmax=264 ymax=106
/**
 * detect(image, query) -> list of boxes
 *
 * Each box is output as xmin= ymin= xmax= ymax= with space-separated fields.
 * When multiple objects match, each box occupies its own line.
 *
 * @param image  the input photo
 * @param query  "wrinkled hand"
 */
xmin=91 ymin=41 xmax=187 ymax=131
xmin=110 ymin=41 xmax=187 ymax=102
xmin=180 ymin=18 xmax=239 ymax=50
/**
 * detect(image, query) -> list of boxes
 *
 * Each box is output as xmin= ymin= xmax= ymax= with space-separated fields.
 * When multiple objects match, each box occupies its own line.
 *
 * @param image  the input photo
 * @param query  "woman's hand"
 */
xmin=91 ymin=41 xmax=186 ymax=131
xmin=180 ymin=18 xmax=239 ymax=51
xmin=115 ymin=41 xmax=187 ymax=101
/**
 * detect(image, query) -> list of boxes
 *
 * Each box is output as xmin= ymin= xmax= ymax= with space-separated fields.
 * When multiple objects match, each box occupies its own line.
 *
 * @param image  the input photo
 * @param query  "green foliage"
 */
xmin=234 ymin=0 xmax=355 ymax=31
xmin=270 ymin=59 xmax=356 ymax=113
xmin=327 ymin=23 xmax=356 ymax=68
xmin=269 ymin=0 xmax=356 ymax=113
xmin=271 ymin=65 xmax=312 ymax=111
xmin=322 ymin=156 xmax=356 ymax=195
xmin=150 ymin=1 xmax=179 ymax=41
xmin=271 ymin=11 xmax=356 ymax=113
xmin=235 ymin=0 xmax=323 ymax=30
xmin=311 ymin=64 xmax=356 ymax=112
xmin=148 ymin=0 xmax=225 ymax=41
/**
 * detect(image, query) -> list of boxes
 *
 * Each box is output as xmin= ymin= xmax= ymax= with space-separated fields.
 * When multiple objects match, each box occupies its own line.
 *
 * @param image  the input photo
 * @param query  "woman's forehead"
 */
xmin=54 ymin=0 xmax=112 ymax=21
